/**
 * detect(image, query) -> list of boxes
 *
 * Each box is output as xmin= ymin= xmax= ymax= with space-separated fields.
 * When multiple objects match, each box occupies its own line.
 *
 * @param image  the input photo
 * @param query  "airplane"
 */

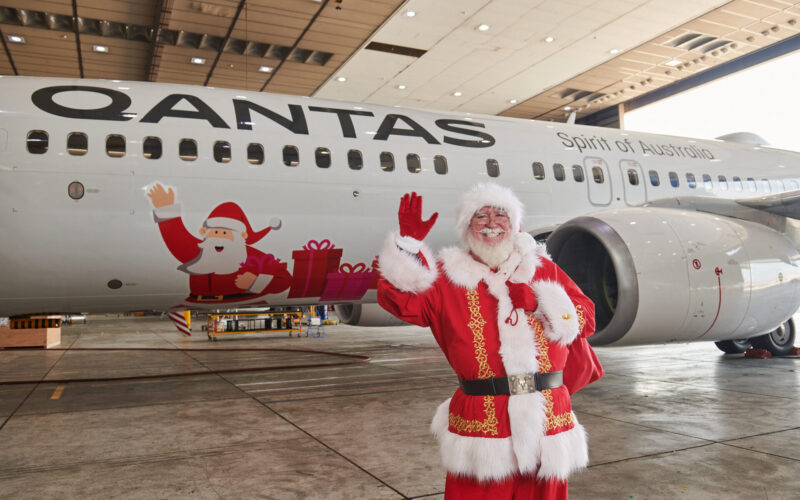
xmin=1 ymin=75 xmax=800 ymax=356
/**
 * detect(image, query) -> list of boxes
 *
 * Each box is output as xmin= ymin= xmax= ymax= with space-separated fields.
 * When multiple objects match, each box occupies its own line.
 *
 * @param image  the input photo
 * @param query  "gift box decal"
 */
xmin=320 ymin=262 xmax=376 ymax=302
xmin=287 ymin=239 xmax=343 ymax=298
xmin=368 ymin=256 xmax=379 ymax=290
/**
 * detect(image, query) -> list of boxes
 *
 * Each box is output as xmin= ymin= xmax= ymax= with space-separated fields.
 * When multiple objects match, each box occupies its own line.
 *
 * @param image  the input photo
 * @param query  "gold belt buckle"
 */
xmin=508 ymin=373 xmax=537 ymax=395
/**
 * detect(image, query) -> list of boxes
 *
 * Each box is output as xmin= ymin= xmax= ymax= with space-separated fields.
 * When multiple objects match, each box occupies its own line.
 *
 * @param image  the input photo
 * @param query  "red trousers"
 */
xmin=445 ymin=473 xmax=568 ymax=500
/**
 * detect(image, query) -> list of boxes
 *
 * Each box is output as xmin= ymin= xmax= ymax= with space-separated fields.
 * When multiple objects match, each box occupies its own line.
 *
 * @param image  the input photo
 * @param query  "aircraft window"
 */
xmin=532 ymin=162 xmax=545 ymax=180
xmin=718 ymin=175 xmax=728 ymax=191
xmin=627 ymin=169 xmax=639 ymax=186
xmin=592 ymin=166 xmax=604 ymax=184
xmin=732 ymin=176 xmax=743 ymax=191
xmin=668 ymin=171 xmax=679 ymax=187
xmin=761 ymin=179 xmax=771 ymax=193
xmin=27 ymin=130 xmax=48 ymax=154
xmin=789 ymin=179 xmax=799 ymax=190
xmin=572 ymin=165 xmax=585 ymax=182
xmin=486 ymin=159 xmax=500 ymax=178
xmin=348 ymin=149 xmax=363 ymax=170
xmin=380 ymin=152 xmax=395 ymax=172
xmin=67 ymin=132 xmax=88 ymax=156
xmin=648 ymin=170 xmax=660 ymax=186
xmin=553 ymin=163 xmax=565 ymax=181
xmin=179 ymin=139 xmax=197 ymax=161
xmin=774 ymin=179 xmax=785 ymax=192
xmin=214 ymin=141 xmax=231 ymax=163
xmin=106 ymin=134 xmax=126 ymax=158
xmin=434 ymin=155 xmax=448 ymax=175
xmin=247 ymin=143 xmax=264 ymax=165
xmin=702 ymin=174 xmax=712 ymax=190
xmin=315 ymin=147 xmax=331 ymax=168
xmin=686 ymin=173 xmax=697 ymax=189
xmin=143 ymin=137 xmax=162 ymax=160
xmin=283 ymin=145 xmax=299 ymax=167
xmin=746 ymin=177 xmax=757 ymax=192
xmin=407 ymin=153 xmax=421 ymax=173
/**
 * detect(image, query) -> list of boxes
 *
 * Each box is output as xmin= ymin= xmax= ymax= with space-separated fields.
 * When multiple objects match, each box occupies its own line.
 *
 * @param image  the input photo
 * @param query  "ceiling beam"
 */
xmin=0 ymin=26 xmax=18 ymax=75
xmin=259 ymin=0 xmax=329 ymax=92
xmin=71 ymin=0 xmax=84 ymax=78
xmin=146 ymin=0 xmax=167 ymax=82
xmin=203 ymin=0 xmax=247 ymax=87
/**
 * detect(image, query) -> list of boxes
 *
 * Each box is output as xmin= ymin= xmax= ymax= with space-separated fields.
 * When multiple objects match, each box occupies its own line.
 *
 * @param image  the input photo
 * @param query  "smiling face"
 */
xmin=183 ymin=226 xmax=248 ymax=275
xmin=468 ymin=206 xmax=512 ymax=247
xmin=465 ymin=205 xmax=515 ymax=269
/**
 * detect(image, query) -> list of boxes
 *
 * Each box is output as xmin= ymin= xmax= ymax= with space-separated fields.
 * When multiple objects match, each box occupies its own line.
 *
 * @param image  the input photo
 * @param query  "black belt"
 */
xmin=459 ymin=371 xmax=563 ymax=396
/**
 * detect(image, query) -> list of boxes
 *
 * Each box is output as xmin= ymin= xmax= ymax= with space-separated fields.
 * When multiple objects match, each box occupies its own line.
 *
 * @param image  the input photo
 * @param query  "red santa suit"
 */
xmin=377 ymin=184 xmax=603 ymax=499
xmin=153 ymin=201 xmax=291 ymax=303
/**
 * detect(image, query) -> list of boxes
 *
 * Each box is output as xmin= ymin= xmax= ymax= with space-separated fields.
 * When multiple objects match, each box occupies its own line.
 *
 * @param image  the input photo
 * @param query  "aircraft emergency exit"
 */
xmin=2 ymin=75 xmax=800 ymax=356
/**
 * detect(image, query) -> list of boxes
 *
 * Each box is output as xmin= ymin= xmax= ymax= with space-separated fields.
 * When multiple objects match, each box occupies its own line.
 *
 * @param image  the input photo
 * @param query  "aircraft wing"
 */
xmin=736 ymin=190 xmax=800 ymax=219
xmin=644 ymin=192 xmax=800 ymax=223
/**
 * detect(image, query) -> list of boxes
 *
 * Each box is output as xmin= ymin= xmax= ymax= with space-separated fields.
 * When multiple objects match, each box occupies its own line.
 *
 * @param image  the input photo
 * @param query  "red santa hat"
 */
xmin=456 ymin=182 xmax=524 ymax=240
xmin=205 ymin=202 xmax=272 ymax=244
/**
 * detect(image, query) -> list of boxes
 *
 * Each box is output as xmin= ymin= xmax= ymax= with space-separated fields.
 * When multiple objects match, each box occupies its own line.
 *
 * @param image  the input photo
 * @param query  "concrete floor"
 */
xmin=0 ymin=316 xmax=799 ymax=499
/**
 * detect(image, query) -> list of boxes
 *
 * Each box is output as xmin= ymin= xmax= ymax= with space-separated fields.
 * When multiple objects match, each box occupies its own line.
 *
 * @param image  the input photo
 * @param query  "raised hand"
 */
xmin=398 ymin=192 xmax=438 ymax=241
xmin=147 ymin=183 xmax=175 ymax=209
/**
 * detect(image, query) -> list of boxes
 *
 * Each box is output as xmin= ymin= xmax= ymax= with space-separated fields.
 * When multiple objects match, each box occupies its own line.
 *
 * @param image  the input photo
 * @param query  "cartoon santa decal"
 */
xmin=147 ymin=183 xmax=291 ymax=304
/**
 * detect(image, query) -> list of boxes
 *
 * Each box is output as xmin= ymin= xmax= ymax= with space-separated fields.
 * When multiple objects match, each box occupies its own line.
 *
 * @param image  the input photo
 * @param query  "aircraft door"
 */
xmin=620 ymin=159 xmax=646 ymax=205
xmin=0 ymin=129 xmax=6 ymax=152
xmin=584 ymin=157 xmax=612 ymax=206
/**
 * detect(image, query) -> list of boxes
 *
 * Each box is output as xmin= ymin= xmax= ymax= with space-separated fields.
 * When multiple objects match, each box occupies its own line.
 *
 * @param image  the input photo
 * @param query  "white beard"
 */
xmin=466 ymin=232 xmax=514 ymax=269
xmin=181 ymin=236 xmax=247 ymax=275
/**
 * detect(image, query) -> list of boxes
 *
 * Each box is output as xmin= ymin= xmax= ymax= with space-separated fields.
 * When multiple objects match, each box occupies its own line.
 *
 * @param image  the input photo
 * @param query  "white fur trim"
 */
xmin=248 ymin=274 xmax=272 ymax=294
xmin=440 ymin=247 xmax=486 ymax=289
xmin=536 ymin=421 xmax=589 ymax=480
xmin=430 ymin=399 xmax=518 ymax=481
xmin=395 ymin=234 xmax=423 ymax=254
xmin=456 ymin=183 xmax=524 ymax=241
xmin=532 ymin=281 xmax=580 ymax=345
xmin=205 ymin=217 xmax=246 ymax=232
xmin=378 ymin=232 xmax=437 ymax=294
xmin=153 ymin=203 xmax=182 ymax=223
xmin=507 ymin=392 xmax=547 ymax=473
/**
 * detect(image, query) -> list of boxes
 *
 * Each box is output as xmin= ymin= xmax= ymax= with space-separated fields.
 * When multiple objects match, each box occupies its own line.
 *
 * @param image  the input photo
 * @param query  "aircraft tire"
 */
xmin=751 ymin=319 xmax=796 ymax=356
xmin=714 ymin=339 xmax=752 ymax=354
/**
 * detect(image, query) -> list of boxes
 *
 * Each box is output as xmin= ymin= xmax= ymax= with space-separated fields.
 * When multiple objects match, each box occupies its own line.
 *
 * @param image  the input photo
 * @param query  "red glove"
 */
xmin=507 ymin=282 xmax=538 ymax=312
xmin=398 ymin=192 xmax=438 ymax=241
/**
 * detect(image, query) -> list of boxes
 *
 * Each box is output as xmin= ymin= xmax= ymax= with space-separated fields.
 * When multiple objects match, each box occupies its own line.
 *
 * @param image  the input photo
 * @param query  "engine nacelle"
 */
xmin=334 ymin=303 xmax=408 ymax=327
xmin=547 ymin=207 xmax=800 ymax=346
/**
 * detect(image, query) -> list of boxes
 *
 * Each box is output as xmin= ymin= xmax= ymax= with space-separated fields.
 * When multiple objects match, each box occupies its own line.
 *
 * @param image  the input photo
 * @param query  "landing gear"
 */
xmin=714 ymin=338 xmax=752 ymax=354
xmin=751 ymin=319 xmax=796 ymax=357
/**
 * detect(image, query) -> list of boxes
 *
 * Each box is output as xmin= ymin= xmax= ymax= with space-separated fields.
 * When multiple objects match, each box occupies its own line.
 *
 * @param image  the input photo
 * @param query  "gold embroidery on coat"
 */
xmin=542 ymin=389 xmax=575 ymax=431
xmin=466 ymin=289 xmax=495 ymax=379
xmin=528 ymin=314 xmax=552 ymax=373
xmin=449 ymin=396 xmax=499 ymax=436
xmin=576 ymin=304 xmax=586 ymax=333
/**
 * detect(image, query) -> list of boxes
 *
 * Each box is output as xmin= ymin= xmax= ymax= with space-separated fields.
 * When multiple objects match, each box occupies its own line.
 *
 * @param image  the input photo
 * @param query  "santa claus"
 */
xmin=377 ymin=183 xmax=604 ymax=499
xmin=147 ymin=183 xmax=291 ymax=303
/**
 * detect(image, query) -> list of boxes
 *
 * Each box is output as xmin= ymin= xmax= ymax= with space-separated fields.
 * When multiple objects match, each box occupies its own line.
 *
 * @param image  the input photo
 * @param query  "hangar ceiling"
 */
xmin=0 ymin=0 xmax=798 ymax=123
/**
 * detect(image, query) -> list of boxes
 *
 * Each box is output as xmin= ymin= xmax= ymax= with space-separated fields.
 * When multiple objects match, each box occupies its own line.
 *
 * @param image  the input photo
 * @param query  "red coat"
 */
xmin=378 ymin=231 xmax=603 ymax=482
xmin=153 ymin=206 xmax=290 ymax=302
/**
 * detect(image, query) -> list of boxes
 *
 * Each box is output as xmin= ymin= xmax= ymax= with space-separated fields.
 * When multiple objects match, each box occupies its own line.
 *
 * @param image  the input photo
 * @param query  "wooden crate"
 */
xmin=0 ymin=325 xmax=61 ymax=348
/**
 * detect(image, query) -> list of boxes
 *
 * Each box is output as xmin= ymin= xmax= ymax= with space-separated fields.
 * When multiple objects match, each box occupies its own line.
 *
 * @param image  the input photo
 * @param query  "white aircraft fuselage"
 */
xmin=2 ymin=76 xmax=800 ymax=348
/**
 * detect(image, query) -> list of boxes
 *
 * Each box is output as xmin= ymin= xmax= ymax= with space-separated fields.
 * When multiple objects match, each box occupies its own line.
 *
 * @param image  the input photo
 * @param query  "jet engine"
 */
xmin=334 ymin=303 xmax=408 ymax=327
xmin=546 ymin=207 xmax=800 ymax=347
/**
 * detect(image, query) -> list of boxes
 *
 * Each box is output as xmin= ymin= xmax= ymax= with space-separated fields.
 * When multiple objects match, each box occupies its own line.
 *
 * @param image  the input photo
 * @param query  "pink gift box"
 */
xmin=320 ymin=263 xmax=375 ymax=302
